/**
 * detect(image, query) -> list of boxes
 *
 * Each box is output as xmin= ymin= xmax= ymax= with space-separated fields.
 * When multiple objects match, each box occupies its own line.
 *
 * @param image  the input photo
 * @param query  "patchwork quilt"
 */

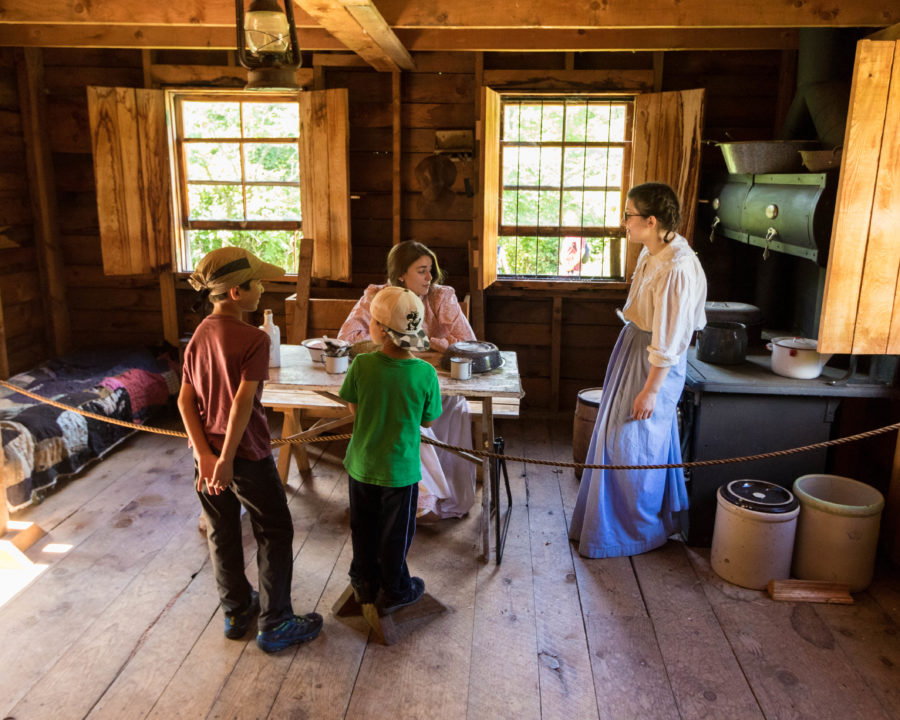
xmin=1 ymin=347 xmax=180 ymax=512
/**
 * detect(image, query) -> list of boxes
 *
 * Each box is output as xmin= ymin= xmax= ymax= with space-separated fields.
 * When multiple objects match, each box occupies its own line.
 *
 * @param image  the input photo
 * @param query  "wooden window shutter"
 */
xmin=629 ymin=88 xmax=705 ymax=277
xmin=299 ymin=88 xmax=352 ymax=282
xmin=818 ymin=39 xmax=900 ymax=355
xmin=86 ymin=86 xmax=173 ymax=276
xmin=478 ymin=86 xmax=501 ymax=290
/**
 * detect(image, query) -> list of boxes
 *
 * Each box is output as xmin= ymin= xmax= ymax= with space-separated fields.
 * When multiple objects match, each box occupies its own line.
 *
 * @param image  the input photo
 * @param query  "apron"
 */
xmin=568 ymin=323 xmax=689 ymax=558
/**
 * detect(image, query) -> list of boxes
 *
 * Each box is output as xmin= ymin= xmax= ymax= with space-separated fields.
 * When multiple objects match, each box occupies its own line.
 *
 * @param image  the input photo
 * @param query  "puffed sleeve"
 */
xmin=425 ymin=285 xmax=476 ymax=353
xmin=337 ymin=285 xmax=382 ymax=344
xmin=647 ymin=264 xmax=698 ymax=367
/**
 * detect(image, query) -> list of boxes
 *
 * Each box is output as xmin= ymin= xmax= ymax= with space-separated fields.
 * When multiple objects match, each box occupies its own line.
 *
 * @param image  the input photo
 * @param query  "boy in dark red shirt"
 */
xmin=179 ymin=246 xmax=322 ymax=653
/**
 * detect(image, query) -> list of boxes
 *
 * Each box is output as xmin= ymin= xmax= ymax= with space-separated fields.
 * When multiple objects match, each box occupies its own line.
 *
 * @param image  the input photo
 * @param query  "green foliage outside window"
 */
xmin=178 ymin=98 xmax=301 ymax=272
xmin=499 ymin=97 xmax=631 ymax=279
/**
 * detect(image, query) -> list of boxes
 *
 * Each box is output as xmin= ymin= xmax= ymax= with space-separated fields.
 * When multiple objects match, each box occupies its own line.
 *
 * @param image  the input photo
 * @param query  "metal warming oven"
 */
xmin=708 ymin=172 xmax=837 ymax=267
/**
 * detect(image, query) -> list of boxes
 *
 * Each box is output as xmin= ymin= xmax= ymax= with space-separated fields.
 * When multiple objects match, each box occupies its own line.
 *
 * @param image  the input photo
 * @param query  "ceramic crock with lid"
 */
xmin=711 ymin=479 xmax=800 ymax=590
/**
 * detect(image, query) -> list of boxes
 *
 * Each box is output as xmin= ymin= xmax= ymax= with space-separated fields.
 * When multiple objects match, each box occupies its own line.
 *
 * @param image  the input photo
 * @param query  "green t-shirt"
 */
xmin=339 ymin=351 xmax=443 ymax=487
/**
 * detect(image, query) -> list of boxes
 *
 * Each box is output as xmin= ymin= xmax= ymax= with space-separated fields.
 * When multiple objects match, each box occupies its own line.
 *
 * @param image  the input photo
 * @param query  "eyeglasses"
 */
xmin=622 ymin=212 xmax=649 ymax=223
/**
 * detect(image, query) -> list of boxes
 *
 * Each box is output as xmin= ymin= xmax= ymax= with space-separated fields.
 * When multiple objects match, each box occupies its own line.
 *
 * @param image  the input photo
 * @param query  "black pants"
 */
xmin=197 ymin=454 xmax=294 ymax=631
xmin=348 ymin=476 xmax=418 ymax=600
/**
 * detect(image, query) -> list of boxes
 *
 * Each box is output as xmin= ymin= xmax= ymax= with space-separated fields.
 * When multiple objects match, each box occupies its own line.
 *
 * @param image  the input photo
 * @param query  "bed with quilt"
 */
xmin=1 ymin=346 xmax=180 ymax=513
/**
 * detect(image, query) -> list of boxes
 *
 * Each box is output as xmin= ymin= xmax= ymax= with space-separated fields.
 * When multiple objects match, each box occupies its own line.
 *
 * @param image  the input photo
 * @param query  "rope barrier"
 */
xmin=3 ymin=378 xmax=898 ymax=472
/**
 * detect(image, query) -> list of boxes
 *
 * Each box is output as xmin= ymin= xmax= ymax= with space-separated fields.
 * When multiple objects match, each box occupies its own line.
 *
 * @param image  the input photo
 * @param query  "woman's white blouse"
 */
xmin=622 ymin=234 xmax=707 ymax=367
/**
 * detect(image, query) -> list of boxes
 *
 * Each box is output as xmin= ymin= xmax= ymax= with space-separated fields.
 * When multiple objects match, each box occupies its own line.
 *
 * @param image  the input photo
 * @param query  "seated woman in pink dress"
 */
xmin=339 ymin=241 xmax=476 ymax=520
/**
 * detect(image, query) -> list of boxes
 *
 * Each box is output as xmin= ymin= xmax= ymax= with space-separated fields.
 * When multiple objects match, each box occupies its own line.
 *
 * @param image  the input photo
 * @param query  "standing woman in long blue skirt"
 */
xmin=569 ymin=182 xmax=707 ymax=559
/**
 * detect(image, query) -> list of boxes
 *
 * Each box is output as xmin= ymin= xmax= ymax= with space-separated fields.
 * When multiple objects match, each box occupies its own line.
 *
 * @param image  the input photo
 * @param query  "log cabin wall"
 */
xmin=0 ymin=46 xmax=785 ymax=408
xmin=40 ymin=49 xmax=166 ymax=352
xmin=0 ymin=49 xmax=46 ymax=375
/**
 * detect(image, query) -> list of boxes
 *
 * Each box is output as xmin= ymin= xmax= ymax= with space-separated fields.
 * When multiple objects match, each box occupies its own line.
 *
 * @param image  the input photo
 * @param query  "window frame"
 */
xmin=494 ymin=92 xmax=635 ymax=283
xmin=167 ymin=89 xmax=303 ymax=275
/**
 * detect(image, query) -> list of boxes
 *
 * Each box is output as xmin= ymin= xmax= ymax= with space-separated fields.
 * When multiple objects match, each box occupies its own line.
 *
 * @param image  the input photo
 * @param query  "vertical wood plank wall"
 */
xmin=0 ymin=48 xmax=46 ymax=373
xmin=0 ymin=47 xmax=786 ymax=405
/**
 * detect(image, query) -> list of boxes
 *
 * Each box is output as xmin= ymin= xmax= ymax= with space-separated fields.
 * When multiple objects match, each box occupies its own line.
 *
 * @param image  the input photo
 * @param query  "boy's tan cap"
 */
xmin=371 ymin=286 xmax=429 ymax=351
xmin=188 ymin=247 xmax=285 ymax=296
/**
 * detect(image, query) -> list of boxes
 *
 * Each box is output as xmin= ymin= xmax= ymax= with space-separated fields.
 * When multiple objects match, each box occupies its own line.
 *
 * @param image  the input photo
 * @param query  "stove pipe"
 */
xmin=779 ymin=29 xmax=858 ymax=149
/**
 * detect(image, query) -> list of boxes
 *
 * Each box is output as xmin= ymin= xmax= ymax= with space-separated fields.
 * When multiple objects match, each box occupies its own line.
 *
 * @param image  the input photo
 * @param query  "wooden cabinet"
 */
xmin=819 ymin=39 xmax=900 ymax=355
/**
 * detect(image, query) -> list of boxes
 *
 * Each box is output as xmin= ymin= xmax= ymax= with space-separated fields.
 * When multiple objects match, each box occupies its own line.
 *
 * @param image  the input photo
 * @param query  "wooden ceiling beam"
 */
xmin=375 ymin=1 xmax=897 ymax=29
xmin=0 ymin=25 xmax=799 ymax=52
xmin=867 ymin=23 xmax=900 ymax=41
xmin=0 ymin=1 xmax=318 ymax=27
xmin=0 ymin=24 xmax=343 ymax=50
xmin=294 ymin=0 xmax=414 ymax=72
xmin=0 ymin=0 xmax=893 ymax=29
xmin=397 ymin=28 xmax=800 ymax=52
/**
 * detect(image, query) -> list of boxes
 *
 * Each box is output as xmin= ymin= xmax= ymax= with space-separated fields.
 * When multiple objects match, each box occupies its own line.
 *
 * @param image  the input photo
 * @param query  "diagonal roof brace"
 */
xmin=295 ymin=0 xmax=415 ymax=72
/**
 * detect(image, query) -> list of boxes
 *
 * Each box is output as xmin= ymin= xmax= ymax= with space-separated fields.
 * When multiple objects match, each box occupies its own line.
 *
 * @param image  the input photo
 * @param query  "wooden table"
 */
xmin=265 ymin=345 xmax=524 ymax=562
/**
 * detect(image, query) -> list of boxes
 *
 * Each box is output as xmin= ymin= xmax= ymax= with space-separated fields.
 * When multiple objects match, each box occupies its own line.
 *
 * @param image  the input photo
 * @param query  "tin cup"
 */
xmin=450 ymin=356 xmax=473 ymax=380
xmin=325 ymin=354 xmax=349 ymax=374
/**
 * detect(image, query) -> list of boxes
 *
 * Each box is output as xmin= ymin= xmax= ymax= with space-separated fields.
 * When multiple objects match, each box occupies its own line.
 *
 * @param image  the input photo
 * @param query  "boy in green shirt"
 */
xmin=339 ymin=286 xmax=442 ymax=612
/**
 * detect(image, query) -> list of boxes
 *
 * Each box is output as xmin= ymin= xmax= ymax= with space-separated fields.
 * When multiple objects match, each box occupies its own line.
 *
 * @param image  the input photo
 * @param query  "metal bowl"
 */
xmin=301 ymin=337 xmax=348 ymax=363
xmin=440 ymin=341 xmax=503 ymax=373
xmin=718 ymin=141 xmax=815 ymax=174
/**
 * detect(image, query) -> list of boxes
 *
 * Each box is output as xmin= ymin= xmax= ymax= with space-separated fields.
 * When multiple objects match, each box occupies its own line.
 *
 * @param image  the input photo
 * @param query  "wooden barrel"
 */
xmin=573 ymin=387 xmax=603 ymax=480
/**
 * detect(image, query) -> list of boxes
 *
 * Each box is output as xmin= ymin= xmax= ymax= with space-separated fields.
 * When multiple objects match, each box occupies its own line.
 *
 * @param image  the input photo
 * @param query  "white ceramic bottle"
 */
xmin=259 ymin=309 xmax=281 ymax=367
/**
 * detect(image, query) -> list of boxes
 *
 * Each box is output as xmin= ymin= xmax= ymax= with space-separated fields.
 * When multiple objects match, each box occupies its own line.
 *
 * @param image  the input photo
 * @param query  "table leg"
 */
xmin=291 ymin=411 xmax=312 ymax=480
xmin=480 ymin=397 xmax=495 ymax=561
xmin=276 ymin=408 xmax=308 ymax=484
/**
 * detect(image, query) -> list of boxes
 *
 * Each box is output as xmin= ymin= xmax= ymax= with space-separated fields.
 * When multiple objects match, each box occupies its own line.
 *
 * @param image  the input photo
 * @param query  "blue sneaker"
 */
xmin=257 ymin=612 xmax=324 ymax=653
xmin=378 ymin=577 xmax=425 ymax=615
xmin=224 ymin=590 xmax=259 ymax=639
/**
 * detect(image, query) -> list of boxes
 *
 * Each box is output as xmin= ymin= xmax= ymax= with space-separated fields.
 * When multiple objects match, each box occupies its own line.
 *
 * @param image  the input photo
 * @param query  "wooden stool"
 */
xmin=332 ymin=584 xmax=446 ymax=645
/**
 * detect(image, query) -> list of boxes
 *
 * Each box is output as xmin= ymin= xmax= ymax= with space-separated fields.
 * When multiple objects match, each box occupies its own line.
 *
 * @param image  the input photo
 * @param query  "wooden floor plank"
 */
xmin=12 ymin=429 xmax=192 ymax=574
xmin=523 ymin=416 xmax=600 ymax=720
xmin=573 ymin=551 xmax=682 ymax=720
xmin=206 ymin=452 xmax=350 ymax=719
xmin=551 ymin=412 xmax=682 ymax=719
xmin=634 ymin=543 xmax=764 ymax=719
xmin=10 ymin=509 xmax=208 ymax=719
xmin=814 ymin=592 xmax=900 ymax=718
xmin=345 ymin=497 xmax=481 ymax=719
xmin=467 ymin=419 xmax=541 ymax=719
xmin=2 ymin=410 xmax=899 ymax=720
xmin=13 ymin=423 xmax=179 ymax=533
xmin=268 ymin=539 xmax=370 ymax=719
xmin=85 ymin=558 xmax=219 ymax=720
xmin=868 ymin=562 xmax=900 ymax=625
xmin=143 ymin=444 xmax=344 ymax=719
xmin=685 ymin=546 xmax=895 ymax=720
xmin=0 ymin=452 xmax=197 ymax=717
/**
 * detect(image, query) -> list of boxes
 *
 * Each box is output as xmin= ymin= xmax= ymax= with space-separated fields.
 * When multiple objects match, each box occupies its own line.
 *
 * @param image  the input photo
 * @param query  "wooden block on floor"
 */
xmin=0 ymin=521 xmax=47 ymax=568
xmin=767 ymin=579 xmax=854 ymax=604
xmin=331 ymin=583 xmax=447 ymax=645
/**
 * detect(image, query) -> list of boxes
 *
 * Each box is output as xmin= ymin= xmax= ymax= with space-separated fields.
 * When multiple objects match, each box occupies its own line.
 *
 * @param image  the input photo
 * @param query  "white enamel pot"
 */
xmin=766 ymin=337 xmax=833 ymax=379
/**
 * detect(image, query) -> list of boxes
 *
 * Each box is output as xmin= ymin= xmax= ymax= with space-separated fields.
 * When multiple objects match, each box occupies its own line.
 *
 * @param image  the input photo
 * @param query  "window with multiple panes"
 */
xmin=498 ymin=96 xmax=633 ymax=280
xmin=170 ymin=92 xmax=302 ymax=273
